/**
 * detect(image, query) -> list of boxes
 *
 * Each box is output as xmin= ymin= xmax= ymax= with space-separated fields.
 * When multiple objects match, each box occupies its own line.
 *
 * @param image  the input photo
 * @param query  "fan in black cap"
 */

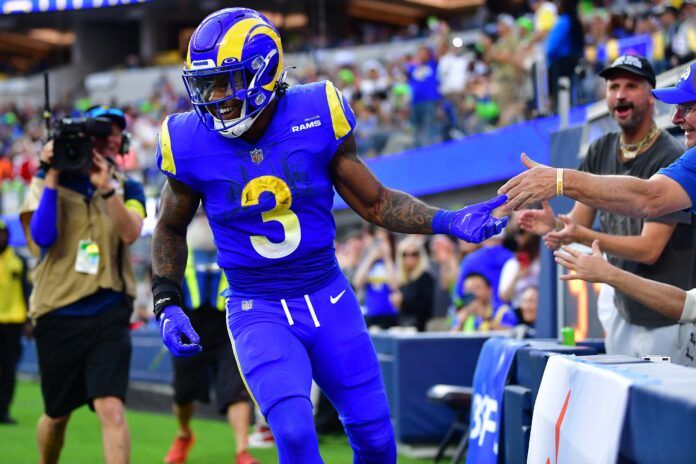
xmin=599 ymin=54 xmax=657 ymax=88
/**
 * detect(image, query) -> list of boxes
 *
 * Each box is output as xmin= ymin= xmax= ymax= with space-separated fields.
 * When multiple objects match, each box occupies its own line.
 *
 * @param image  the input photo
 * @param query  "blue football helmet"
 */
xmin=182 ymin=8 xmax=284 ymax=137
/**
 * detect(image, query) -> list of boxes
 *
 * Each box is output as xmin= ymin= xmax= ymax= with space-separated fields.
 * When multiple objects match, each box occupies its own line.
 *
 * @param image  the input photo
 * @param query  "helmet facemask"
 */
xmin=183 ymin=49 xmax=279 ymax=138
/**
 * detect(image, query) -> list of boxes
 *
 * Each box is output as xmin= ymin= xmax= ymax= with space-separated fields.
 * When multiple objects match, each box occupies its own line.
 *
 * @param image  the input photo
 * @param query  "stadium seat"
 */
xmin=426 ymin=384 xmax=473 ymax=464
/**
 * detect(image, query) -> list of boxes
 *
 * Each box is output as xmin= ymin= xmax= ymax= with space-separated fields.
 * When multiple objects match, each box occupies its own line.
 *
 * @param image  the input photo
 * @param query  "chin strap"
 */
xmin=213 ymin=99 xmax=249 ymax=138
xmin=213 ymin=52 xmax=288 ymax=138
xmin=215 ymin=95 xmax=273 ymax=138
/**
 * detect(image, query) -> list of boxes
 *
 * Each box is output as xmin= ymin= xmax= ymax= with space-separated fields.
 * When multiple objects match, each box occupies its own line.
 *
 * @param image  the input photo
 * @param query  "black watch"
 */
xmin=100 ymin=188 xmax=116 ymax=199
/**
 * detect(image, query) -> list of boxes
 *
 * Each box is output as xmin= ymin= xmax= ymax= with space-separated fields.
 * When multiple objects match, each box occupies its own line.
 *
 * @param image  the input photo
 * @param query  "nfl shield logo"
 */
xmin=250 ymin=148 xmax=264 ymax=164
xmin=242 ymin=300 xmax=253 ymax=311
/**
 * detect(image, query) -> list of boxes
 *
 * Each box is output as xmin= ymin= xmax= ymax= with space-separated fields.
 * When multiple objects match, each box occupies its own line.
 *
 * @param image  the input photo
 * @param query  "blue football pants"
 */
xmin=226 ymin=274 xmax=396 ymax=464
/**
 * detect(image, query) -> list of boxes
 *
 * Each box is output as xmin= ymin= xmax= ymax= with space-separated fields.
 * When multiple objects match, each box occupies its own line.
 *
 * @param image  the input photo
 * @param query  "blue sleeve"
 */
xmin=657 ymin=147 xmax=696 ymax=213
xmin=405 ymin=64 xmax=414 ymax=80
xmin=324 ymin=80 xmax=357 ymax=158
xmin=123 ymin=178 xmax=146 ymax=218
xmin=452 ymin=257 xmax=470 ymax=304
xmin=498 ymin=306 xmax=519 ymax=328
xmin=545 ymin=17 xmax=569 ymax=62
xmin=30 ymin=187 xmax=58 ymax=248
xmin=156 ymin=115 xmax=179 ymax=181
xmin=341 ymin=92 xmax=357 ymax=135
xmin=502 ymin=310 xmax=519 ymax=327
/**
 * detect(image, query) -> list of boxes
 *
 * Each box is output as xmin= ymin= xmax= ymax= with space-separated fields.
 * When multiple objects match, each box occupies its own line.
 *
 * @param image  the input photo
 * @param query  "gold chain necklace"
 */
xmin=620 ymin=122 xmax=658 ymax=160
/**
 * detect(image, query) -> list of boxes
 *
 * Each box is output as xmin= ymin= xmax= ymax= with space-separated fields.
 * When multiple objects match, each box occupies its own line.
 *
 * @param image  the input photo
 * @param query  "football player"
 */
xmin=152 ymin=8 xmax=508 ymax=464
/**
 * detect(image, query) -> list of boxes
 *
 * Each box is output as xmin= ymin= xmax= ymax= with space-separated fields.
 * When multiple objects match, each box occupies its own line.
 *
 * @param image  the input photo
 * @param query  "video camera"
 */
xmin=50 ymin=117 xmax=114 ymax=171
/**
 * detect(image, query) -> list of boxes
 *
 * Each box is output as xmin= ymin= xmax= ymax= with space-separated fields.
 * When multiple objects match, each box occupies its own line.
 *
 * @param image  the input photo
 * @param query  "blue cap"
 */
xmin=652 ymin=62 xmax=696 ymax=104
xmin=84 ymin=105 xmax=127 ymax=129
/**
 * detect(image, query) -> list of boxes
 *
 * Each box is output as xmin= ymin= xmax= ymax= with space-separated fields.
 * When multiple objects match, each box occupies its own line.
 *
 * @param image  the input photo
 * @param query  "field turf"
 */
xmin=1 ymin=381 xmax=431 ymax=463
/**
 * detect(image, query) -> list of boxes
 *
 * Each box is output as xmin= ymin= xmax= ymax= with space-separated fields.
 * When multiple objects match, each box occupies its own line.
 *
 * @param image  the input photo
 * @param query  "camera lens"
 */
xmin=65 ymin=143 xmax=77 ymax=160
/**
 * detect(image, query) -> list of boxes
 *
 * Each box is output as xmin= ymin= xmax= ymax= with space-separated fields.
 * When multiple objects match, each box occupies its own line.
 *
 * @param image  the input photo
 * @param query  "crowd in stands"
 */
xmin=335 ymin=213 xmax=540 ymax=336
xmin=1 ymin=1 xmax=695 ymax=186
xmin=291 ymin=0 xmax=696 ymax=154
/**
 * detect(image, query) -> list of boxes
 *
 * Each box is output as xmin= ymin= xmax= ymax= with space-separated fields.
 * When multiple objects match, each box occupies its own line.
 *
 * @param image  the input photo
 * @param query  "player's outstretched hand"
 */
xmin=159 ymin=306 xmax=202 ymax=357
xmin=498 ymin=153 xmax=558 ymax=212
xmin=433 ymin=194 xmax=509 ymax=243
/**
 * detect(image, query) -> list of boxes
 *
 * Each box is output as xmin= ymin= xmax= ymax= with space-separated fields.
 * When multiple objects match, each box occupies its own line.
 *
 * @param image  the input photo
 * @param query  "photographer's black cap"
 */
xmin=599 ymin=54 xmax=656 ymax=88
xmin=84 ymin=105 xmax=127 ymax=129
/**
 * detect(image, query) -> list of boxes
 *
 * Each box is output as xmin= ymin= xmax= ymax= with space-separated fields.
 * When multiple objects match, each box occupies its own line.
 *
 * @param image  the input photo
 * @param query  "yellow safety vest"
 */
xmin=652 ymin=32 xmax=665 ymax=61
xmin=0 ymin=247 xmax=27 ymax=324
xmin=184 ymin=249 xmax=228 ymax=311
xmin=688 ymin=28 xmax=696 ymax=53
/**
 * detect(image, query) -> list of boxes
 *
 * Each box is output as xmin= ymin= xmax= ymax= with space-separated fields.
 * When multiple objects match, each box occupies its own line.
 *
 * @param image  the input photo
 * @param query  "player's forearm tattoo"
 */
xmin=377 ymin=188 xmax=438 ymax=234
xmin=152 ymin=180 xmax=200 ymax=283
xmin=332 ymin=135 xmax=438 ymax=233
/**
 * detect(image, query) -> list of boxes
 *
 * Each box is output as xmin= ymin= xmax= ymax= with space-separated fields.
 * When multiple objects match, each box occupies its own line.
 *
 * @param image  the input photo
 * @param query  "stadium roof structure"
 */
xmin=1 ymin=0 xmax=156 ymax=15
xmin=0 ymin=0 xmax=483 ymax=77
xmin=1 ymin=0 xmax=483 ymax=23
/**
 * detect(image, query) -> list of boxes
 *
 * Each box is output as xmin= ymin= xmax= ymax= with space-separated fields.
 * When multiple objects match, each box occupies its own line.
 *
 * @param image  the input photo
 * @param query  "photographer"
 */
xmin=19 ymin=105 xmax=145 ymax=464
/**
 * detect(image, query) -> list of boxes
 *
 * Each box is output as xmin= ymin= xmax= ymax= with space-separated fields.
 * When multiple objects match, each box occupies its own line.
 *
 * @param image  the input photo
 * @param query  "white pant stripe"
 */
xmin=280 ymin=299 xmax=294 ymax=325
xmin=304 ymin=294 xmax=321 ymax=328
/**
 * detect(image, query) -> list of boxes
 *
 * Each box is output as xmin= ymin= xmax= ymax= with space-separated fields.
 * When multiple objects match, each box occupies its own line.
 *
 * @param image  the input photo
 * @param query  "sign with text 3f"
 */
xmin=466 ymin=338 xmax=526 ymax=464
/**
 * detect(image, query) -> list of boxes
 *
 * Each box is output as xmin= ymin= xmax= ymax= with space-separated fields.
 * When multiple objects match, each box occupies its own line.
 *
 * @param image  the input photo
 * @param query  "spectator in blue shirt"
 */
xmin=353 ymin=228 xmax=399 ymax=329
xmin=406 ymin=46 xmax=442 ymax=147
xmin=545 ymin=0 xmax=584 ymax=111
xmin=452 ymin=234 xmax=514 ymax=309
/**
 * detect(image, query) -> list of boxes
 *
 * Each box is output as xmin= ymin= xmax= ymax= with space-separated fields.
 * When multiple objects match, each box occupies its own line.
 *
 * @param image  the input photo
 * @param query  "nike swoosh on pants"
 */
xmin=330 ymin=290 xmax=346 ymax=304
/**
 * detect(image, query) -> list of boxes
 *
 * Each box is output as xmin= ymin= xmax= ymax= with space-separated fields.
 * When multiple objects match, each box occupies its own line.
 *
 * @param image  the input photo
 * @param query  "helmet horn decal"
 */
xmin=216 ymin=17 xmax=270 ymax=65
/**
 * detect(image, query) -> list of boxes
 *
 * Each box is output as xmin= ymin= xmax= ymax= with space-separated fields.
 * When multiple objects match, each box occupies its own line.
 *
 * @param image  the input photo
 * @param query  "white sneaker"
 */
xmin=248 ymin=425 xmax=275 ymax=449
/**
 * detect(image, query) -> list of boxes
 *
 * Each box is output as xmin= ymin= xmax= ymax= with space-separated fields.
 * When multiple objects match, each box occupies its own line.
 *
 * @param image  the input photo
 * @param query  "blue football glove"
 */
xmin=432 ymin=194 xmax=509 ymax=243
xmin=159 ymin=306 xmax=202 ymax=357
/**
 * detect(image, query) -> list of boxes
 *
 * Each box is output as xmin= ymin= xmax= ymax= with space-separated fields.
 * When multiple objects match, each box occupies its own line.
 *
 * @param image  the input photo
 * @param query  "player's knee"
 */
xmin=345 ymin=415 xmax=396 ymax=464
xmin=41 ymin=414 xmax=69 ymax=432
xmin=266 ymin=397 xmax=317 ymax=452
xmin=276 ymin=419 xmax=315 ymax=451
xmin=93 ymin=397 xmax=126 ymax=428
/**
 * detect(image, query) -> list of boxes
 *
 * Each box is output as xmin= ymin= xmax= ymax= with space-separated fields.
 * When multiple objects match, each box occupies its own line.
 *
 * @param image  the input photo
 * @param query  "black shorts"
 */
xmin=34 ymin=303 xmax=132 ymax=418
xmin=172 ymin=340 xmax=249 ymax=415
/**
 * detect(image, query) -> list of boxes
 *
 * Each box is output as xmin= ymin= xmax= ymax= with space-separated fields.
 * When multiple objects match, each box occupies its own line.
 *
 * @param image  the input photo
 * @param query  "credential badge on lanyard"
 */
xmin=75 ymin=239 xmax=100 ymax=275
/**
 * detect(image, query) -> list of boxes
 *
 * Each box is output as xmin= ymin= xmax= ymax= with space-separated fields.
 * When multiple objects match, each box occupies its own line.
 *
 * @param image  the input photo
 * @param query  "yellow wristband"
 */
xmin=556 ymin=168 xmax=564 ymax=197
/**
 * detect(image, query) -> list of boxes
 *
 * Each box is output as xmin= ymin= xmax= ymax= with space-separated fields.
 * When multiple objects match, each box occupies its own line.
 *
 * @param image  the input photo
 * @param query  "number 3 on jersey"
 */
xmin=241 ymin=175 xmax=301 ymax=259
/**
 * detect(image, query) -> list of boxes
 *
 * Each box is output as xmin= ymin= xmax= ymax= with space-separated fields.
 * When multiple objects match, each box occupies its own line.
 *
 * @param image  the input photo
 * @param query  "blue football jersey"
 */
xmin=156 ymin=81 xmax=356 ymax=298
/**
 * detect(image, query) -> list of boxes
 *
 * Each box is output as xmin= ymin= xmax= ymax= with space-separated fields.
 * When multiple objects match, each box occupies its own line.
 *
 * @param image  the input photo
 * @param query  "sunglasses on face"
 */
xmin=402 ymin=251 xmax=419 ymax=258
